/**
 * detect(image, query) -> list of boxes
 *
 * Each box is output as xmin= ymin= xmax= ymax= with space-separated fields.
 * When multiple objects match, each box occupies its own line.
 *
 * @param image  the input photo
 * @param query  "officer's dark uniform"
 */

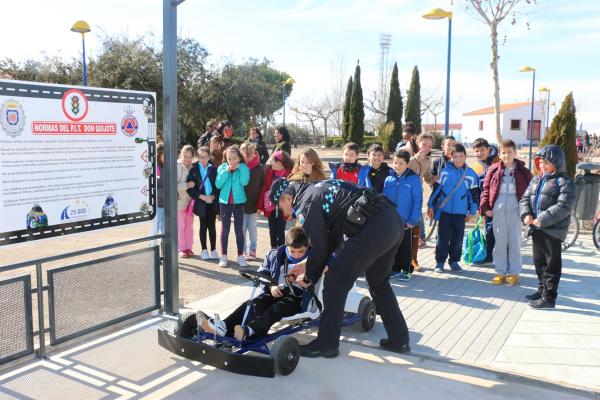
xmin=285 ymin=180 xmax=410 ymax=353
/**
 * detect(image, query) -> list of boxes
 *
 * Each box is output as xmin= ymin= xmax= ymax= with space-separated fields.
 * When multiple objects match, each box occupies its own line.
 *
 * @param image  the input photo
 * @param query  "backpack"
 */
xmin=463 ymin=216 xmax=487 ymax=264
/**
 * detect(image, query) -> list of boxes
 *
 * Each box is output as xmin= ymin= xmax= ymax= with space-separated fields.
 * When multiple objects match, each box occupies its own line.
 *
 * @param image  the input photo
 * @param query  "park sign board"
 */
xmin=0 ymin=79 xmax=157 ymax=246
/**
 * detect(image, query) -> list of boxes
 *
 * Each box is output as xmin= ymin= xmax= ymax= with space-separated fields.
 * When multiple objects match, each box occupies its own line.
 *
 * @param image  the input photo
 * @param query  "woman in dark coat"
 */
xmin=272 ymin=124 xmax=292 ymax=156
xmin=247 ymin=127 xmax=270 ymax=165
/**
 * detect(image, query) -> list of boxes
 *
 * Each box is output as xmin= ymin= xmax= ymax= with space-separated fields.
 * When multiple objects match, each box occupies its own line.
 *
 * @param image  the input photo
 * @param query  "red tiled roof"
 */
xmin=463 ymin=101 xmax=540 ymax=116
xmin=422 ymin=123 xmax=462 ymax=130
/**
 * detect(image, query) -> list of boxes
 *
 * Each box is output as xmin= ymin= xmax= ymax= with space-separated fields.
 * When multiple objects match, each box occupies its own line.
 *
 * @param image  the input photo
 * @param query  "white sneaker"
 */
xmin=218 ymin=256 xmax=228 ymax=267
xmin=200 ymin=250 xmax=210 ymax=260
xmin=210 ymin=250 xmax=219 ymax=260
xmin=237 ymin=255 xmax=248 ymax=267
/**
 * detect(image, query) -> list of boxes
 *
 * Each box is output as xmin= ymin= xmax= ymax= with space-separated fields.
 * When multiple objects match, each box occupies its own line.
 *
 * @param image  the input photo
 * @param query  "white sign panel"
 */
xmin=0 ymin=80 xmax=157 ymax=246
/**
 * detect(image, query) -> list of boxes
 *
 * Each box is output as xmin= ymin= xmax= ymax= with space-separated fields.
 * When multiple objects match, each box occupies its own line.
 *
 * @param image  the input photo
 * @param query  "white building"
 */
xmin=462 ymin=101 xmax=546 ymax=146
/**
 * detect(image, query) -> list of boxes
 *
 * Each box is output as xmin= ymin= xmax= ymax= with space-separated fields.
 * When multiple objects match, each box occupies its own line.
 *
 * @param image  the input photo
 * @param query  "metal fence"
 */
xmin=0 ymin=235 xmax=162 ymax=365
xmin=0 ymin=275 xmax=34 ymax=364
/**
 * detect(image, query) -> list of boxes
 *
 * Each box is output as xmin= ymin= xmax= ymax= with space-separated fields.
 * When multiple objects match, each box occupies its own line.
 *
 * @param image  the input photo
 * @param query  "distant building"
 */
xmin=462 ymin=101 xmax=546 ymax=146
xmin=422 ymin=123 xmax=463 ymax=140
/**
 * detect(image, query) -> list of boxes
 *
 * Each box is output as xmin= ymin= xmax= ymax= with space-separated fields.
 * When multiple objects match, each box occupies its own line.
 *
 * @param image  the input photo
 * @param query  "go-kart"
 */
xmin=158 ymin=269 xmax=377 ymax=378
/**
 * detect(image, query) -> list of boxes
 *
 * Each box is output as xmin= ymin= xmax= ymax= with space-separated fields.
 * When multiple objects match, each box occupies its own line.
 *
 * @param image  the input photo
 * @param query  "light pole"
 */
xmin=422 ymin=7 xmax=453 ymax=137
xmin=539 ymin=86 xmax=551 ymax=135
xmin=71 ymin=21 xmax=91 ymax=86
xmin=282 ymin=77 xmax=295 ymax=125
xmin=519 ymin=65 xmax=536 ymax=170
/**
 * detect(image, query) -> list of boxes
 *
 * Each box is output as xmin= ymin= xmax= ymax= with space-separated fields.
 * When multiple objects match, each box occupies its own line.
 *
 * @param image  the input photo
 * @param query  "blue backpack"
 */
xmin=463 ymin=216 xmax=487 ymax=264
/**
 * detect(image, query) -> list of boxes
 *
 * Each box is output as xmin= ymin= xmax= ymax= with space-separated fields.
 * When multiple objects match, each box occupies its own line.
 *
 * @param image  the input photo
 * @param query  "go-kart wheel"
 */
xmin=174 ymin=313 xmax=197 ymax=339
xmin=239 ymin=269 xmax=278 ymax=286
xmin=269 ymin=336 xmax=300 ymax=376
xmin=357 ymin=297 xmax=377 ymax=332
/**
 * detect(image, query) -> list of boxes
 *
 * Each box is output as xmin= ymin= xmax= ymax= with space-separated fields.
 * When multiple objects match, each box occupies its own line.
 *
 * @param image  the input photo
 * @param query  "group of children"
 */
xmin=157 ymin=120 xmax=576 ymax=310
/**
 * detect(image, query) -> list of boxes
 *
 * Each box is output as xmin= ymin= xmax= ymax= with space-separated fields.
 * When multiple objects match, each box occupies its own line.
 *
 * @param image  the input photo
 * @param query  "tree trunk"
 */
xmin=323 ymin=119 xmax=328 ymax=147
xmin=490 ymin=22 xmax=503 ymax=144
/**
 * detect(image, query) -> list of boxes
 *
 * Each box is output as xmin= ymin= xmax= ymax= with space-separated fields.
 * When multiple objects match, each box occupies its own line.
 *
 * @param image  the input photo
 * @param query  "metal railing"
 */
xmin=0 ymin=235 xmax=163 ymax=363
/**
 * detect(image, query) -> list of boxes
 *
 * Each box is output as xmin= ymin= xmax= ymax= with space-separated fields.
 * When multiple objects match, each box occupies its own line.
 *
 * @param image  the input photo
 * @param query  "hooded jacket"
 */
xmin=257 ymin=245 xmax=308 ymax=295
xmin=329 ymin=161 xmax=360 ymax=184
xmin=383 ymin=169 xmax=423 ymax=227
xmin=186 ymin=161 xmax=219 ymax=206
xmin=428 ymin=162 xmax=480 ymax=217
xmin=215 ymin=162 xmax=250 ymax=204
xmin=471 ymin=144 xmax=500 ymax=190
xmin=358 ymin=163 xmax=393 ymax=193
xmin=480 ymin=159 xmax=532 ymax=214
xmin=519 ymin=145 xmax=576 ymax=242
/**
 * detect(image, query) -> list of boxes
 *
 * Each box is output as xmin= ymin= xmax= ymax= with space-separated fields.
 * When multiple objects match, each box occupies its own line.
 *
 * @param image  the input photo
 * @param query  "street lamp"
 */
xmin=519 ymin=65 xmax=536 ymax=169
xmin=282 ymin=77 xmax=295 ymax=125
xmin=71 ymin=20 xmax=91 ymax=86
xmin=422 ymin=7 xmax=453 ymax=137
xmin=539 ymin=86 xmax=551 ymax=134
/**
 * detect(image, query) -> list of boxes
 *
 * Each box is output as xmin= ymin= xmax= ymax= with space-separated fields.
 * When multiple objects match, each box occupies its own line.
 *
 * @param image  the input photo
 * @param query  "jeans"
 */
xmin=268 ymin=212 xmax=287 ymax=249
xmin=177 ymin=209 xmax=194 ymax=252
xmin=149 ymin=207 xmax=164 ymax=247
xmin=435 ymin=212 xmax=466 ymax=264
xmin=393 ymin=227 xmax=413 ymax=273
xmin=220 ymin=204 xmax=245 ymax=256
xmin=243 ymin=213 xmax=258 ymax=253
xmin=485 ymin=217 xmax=495 ymax=262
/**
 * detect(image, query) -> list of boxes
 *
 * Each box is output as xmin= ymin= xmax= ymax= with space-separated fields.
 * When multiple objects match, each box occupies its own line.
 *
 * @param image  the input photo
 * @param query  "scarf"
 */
xmin=285 ymin=247 xmax=308 ymax=264
xmin=246 ymin=154 xmax=260 ymax=170
xmin=199 ymin=163 xmax=212 ymax=196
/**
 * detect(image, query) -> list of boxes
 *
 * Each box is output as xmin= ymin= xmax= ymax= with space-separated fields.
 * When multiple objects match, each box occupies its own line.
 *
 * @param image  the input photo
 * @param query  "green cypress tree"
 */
xmin=405 ymin=66 xmax=421 ymax=133
xmin=540 ymin=92 xmax=578 ymax=178
xmin=348 ymin=63 xmax=365 ymax=147
xmin=385 ymin=62 xmax=403 ymax=151
xmin=342 ymin=76 xmax=353 ymax=142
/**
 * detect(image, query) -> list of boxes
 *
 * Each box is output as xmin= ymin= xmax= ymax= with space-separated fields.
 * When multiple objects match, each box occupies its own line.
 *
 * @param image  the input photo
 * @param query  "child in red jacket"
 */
xmin=480 ymin=140 xmax=532 ymax=285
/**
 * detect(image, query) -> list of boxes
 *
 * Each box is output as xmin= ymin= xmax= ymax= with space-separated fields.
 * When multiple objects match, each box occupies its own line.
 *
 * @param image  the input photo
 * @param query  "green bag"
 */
xmin=463 ymin=216 xmax=487 ymax=264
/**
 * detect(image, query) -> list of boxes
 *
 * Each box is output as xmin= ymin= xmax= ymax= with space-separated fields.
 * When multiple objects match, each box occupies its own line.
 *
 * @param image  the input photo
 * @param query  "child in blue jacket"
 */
xmin=194 ymin=227 xmax=309 ymax=340
xmin=427 ymin=144 xmax=480 ymax=273
xmin=358 ymin=143 xmax=393 ymax=193
xmin=384 ymin=149 xmax=423 ymax=280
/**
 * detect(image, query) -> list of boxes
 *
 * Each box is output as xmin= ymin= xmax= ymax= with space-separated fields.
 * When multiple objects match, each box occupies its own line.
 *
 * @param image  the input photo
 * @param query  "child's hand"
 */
xmin=257 ymin=210 xmax=263 ymax=217
xmin=532 ymin=218 xmax=541 ymax=227
xmin=427 ymin=208 xmax=433 ymax=220
xmin=407 ymin=224 xmax=414 ymax=229
xmin=206 ymin=195 xmax=215 ymax=203
xmin=295 ymin=274 xmax=310 ymax=288
xmin=270 ymin=286 xmax=283 ymax=297
xmin=524 ymin=215 xmax=534 ymax=225
xmin=187 ymin=181 xmax=195 ymax=189
xmin=227 ymin=164 xmax=238 ymax=172
xmin=485 ymin=210 xmax=493 ymax=218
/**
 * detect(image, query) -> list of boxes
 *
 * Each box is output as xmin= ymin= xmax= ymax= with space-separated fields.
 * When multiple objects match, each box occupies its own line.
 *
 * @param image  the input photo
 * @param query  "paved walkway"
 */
xmin=0 ymin=316 xmax=595 ymax=399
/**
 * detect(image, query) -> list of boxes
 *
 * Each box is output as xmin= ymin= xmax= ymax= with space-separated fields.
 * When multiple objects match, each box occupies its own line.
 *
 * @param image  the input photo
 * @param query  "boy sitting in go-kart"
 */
xmin=197 ymin=226 xmax=310 ymax=341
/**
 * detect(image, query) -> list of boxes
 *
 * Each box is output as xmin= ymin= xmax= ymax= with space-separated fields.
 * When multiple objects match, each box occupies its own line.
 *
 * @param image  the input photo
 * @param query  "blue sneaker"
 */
xmin=450 ymin=262 xmax=463 ymax=272
xmin=434 ymin=263 xmax=444 ymax=273
xmin=389 ymin=271 xmax=403 ymax=279
xmin=397 ymin=272 xmax=411 ymax=281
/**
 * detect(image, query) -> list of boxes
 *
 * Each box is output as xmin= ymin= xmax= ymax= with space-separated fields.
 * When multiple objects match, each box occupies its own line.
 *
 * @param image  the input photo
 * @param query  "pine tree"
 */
xmin=405 ymin=66 xmax=421 ymax=133
xmin=385 ymin=62 xmax=403 ymax=151
xmin=342 ymin=76 xmax=353 ymax=142
xmin=540 ymin=92 xmax=578 ymax=178
xmin=348 ymin=63 xmax=365 ymax=147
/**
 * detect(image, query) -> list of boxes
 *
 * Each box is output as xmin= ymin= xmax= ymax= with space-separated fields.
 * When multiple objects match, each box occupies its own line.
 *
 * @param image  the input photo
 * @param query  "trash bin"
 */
xmin=574 ymin=163 xmax=600 ymax=220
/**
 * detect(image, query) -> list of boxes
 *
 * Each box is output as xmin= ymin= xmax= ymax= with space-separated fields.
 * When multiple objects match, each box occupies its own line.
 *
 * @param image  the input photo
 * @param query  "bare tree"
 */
xmin=291 ymin=97 xmax=341 ymax=146
xmin=463 ymin=0 xmax=537 ymax=143
xmin=329 ymin=54 xmax=349 ymax=135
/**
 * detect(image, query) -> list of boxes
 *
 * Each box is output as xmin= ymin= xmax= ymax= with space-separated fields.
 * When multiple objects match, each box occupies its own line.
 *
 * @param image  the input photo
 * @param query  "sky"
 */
xmin=2 ymin=0 xmax=599 ymax=132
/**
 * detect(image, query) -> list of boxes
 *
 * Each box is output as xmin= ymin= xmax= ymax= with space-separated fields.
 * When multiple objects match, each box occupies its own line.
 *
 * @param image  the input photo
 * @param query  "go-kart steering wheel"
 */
xmin=239 ymin=269 xmax=278 ymax=286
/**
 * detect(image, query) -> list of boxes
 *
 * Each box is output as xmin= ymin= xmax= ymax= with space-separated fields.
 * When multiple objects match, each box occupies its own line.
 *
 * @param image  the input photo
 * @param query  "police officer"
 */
xmin=276 ymin=179 xmax=410 ymax=358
